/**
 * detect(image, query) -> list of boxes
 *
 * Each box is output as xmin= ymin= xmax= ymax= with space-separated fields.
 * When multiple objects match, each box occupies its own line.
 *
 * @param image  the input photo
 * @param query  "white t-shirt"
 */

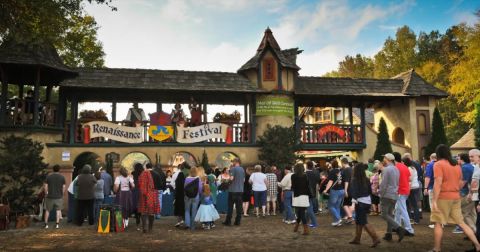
xmin=408 ymin=166 xmax=420 ymax=190
xmin=115 ymin=176 xmax=134 ymax=191
xmin=471 ymin=164 xmax=480 ymax=201
xmin=249 ymin=172 xmax=267 ymax=191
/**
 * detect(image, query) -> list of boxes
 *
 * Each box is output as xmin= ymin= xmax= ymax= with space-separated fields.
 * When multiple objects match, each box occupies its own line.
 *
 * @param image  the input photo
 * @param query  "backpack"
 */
xmin=184 ymin=178 xmax=199 ymax=198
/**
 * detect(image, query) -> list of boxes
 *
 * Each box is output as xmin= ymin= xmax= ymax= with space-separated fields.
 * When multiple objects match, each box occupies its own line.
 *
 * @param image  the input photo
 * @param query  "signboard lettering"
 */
xmin=317 ymin=125 xmax=346 ymax=138
xmin=176 ymin=123 xmax=229 ymax=143
xmin=256 ymin=95 xmax=294 ymax=117
xmin=85 ymin=121 xmax=143 ymax=143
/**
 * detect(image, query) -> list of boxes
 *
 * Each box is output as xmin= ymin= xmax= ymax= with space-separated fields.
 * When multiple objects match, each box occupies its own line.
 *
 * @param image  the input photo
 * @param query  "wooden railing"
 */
xmin=5 ymin=99 xmax=57 ymax=127
xmin=300 ymin=123 xmax=363 ymax=144
xmin=63 ymin=121 xmax=251 ymax=144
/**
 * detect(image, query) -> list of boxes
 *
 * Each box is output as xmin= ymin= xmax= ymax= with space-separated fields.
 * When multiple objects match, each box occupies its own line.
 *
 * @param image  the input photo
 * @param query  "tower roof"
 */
xmin=391 ymin=69 xmax=447 ymax=97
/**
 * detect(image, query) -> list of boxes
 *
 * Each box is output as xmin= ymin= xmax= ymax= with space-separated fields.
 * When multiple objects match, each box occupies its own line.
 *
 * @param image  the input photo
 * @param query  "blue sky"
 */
xmin=85 ymin=0 xmax=478 ymax=76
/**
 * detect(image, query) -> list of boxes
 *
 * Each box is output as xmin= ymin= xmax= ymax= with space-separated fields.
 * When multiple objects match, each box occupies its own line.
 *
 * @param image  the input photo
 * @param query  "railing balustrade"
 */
xmin=299 ymin=123 xmax=363 ymax=144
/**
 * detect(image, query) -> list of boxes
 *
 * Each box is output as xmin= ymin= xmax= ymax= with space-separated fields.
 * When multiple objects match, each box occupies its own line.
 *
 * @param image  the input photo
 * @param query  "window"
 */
xmin=263 ymin=58 xmax=275 ymax=81
xmin=314 ymin=111 xmax=321 ymax=122
xmin=392 ymin=127 xmax=405 ymax=145
xmin=418 ymin=114 xmax=427 ymax=134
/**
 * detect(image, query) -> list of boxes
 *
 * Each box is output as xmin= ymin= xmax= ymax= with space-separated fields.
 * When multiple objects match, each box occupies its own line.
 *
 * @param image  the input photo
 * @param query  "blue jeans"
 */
xmin=155 ymin=190 xmax=163 ymax=219
xmin=395 ymin=194 xmax=414 ymax=234
xmin=253 ymin=191 xmax=267 ymax=208
xmin=283 ymin=191 xmax=295 ymax=221
xmin=93 ymin=198 xmax=103 ymax=224
xmin=328 ymin=189 xmax=345 ymax=222
xmin=306 ymin=197 xmax=318 ymax=226
xmin=184 ymin=197 xmax=199 ymax=230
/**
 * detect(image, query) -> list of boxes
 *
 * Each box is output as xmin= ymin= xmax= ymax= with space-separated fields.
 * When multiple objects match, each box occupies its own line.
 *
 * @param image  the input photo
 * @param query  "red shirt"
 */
xmin=396 ymin=162 xmax=411 ymax=195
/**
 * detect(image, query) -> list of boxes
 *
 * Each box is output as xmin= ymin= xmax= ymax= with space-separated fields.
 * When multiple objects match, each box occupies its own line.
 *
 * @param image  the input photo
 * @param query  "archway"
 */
xmin=120 ymin=152 xmax=151 ymax=173
xmin=392 ymin=127 xmax=405 ymax=145
xmin=215 ymin=152 xmax=239 ymax=169
xmin=73 ymin=152 xmax=100 ymax=179
xmin=168 ymin=151 xmax=197 ymax=168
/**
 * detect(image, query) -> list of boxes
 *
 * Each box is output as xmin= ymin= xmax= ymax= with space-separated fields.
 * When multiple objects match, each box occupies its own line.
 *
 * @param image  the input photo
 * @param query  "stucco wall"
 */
xmin=374 ymin=98 xmax=413 ymax=149
xmin=0 ymin=130 xmax=63 ymax=159
xmin=357 ymin=125 xmax=412 ymax=162
xmin=255 ymin=115 xmax=294 ymax=141
xmin=281 ymin=69 xmax=295 ymax=91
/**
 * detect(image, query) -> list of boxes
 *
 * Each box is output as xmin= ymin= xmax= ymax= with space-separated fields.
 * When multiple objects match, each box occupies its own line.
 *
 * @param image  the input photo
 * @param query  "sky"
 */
xmin=84 ymin=0 xmax=479 ymax=76
xmin=80 ymin=0 xmax=478 ymax=119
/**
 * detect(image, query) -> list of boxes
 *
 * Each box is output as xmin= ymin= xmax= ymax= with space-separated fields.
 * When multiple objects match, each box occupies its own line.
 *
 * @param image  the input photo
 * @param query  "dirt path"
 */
xmin=0 ymin=212 xmax=474 ymax=251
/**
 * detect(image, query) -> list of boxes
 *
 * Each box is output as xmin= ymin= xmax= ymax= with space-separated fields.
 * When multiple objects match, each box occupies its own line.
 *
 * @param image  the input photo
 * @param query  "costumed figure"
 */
xmin=125 ymin=103 xmax=147 ymax=126
xmin=170 ymin=103 xmax=185 ymax=125
xmin=188 ymin=98 xmax=203 ymax=127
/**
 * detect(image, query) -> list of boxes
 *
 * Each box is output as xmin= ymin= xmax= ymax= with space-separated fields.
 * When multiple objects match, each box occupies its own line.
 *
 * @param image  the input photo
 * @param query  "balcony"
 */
xmin=299 ymin=123 xmax=365 ymax=150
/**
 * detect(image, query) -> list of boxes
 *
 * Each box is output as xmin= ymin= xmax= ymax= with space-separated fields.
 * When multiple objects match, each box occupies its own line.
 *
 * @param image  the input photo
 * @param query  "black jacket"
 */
xmin=291 ymin=174 xmax=312 ymax=198
xmin=349 ymin=178 xmax=371 ymax=200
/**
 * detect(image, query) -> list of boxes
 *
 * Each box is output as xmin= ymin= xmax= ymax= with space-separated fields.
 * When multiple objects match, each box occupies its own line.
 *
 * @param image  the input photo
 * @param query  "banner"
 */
xmin=317 ymin=125 xmax=346 ymax=138
xmin=85 ymin=121 xmax=143 ymax=143
xmin=176 ymin=123 xmax=229 ymax=143
xmin=148 ymin=125 xmax=174 ymax=141
xmin=256 ymin=95 xmax=294 ymax=117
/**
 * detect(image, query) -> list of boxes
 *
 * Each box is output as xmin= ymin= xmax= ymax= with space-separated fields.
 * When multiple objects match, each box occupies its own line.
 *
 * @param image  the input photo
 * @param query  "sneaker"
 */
xmin=308 ymin=224 xmax=318 ymax=228
xmin=331 ymin=220 xmax=342 ymax=227
xmin=44 ymin=223 xmax=48 ymax=229
xmin=428 ymin=224 xmax=435 ymax=229
xmin=289 ymin=220 xmax=296 ymax=224
xmin=452 ymin=226 xmax=464 ymax=234
xmin=345 ymin=217 xmax=354 ymax=224
xmin=175 ymin=221 xmax=184 ymax=227
xmin=55 ymin=223 xmax=59 ymax=229
xmin=211 ymin=224 xmax=216 ymax=228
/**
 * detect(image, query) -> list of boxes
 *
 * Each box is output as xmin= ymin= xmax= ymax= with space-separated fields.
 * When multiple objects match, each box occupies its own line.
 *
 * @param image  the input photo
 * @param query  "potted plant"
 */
xmin=213 ymin=111 xmax=241 ymax=125
xmin=78 ymin=109 xmax=109 ymax=123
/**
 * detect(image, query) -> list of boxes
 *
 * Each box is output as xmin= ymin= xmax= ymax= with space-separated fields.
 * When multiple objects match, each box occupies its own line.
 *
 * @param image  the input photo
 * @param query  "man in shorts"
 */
xmin=430 ymin=145 xmax=480 ymax=252
xmin=44 ymin=165 xmax=66 ymax=229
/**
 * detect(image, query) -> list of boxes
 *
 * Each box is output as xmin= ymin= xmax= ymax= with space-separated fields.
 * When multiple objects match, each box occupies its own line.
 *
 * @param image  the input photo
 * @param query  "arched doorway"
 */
xmin=215 ymin=152 xmax=239 ymax=169
xmin=73 ymin=152 xmax=100 ymax=179
xmin=168 ymin=151 xmax=197 ymax=168
xmin=120 ymin=152 xmax=151 ymax=173
xmin=392 ymin=127 xmax=405 ymax=145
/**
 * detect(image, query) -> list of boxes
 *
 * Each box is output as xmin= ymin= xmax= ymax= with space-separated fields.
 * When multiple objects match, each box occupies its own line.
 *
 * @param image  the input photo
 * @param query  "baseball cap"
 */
xmin=383 ymin=153 xmax=395 ymax=161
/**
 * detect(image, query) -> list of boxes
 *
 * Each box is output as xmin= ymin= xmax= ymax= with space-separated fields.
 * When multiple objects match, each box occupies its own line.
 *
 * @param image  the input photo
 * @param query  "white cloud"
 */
xmin=297 ymin=45 xmax=348 ymax=76
xmin=454 ymin=10 xmax=478 ymax=26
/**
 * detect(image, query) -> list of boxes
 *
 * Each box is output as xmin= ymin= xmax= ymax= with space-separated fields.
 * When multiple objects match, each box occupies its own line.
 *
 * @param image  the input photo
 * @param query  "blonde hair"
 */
xmin=189 ymin=166 xmax=198 ymax=177
xmin=203 ymin=183 xmax=211 ymax=196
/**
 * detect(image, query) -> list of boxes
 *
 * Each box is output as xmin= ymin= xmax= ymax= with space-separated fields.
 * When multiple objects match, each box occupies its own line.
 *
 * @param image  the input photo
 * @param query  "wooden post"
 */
xmin=112 ymin=102 xmax=117 ymax=121
xmin=361 ymin=103 xmax=366 ymax=145
xmin=0 ymin=66 xmax=7 ymax=125
xmin=251 ymin=94 xmax=256 ymax=143
xmin=46 ymin=85 xmax=52 ymax=102
xmin=294 ymin=99 xmax=300 ymax=145
xmin=156 ymin=102 xmax=162 ymax=113
xmin=33 ymin=67 xmax=41 ymax=125
xmin=349 ymin=104 xmax=354 ymax=143
xmin=69 ymin=96 xmax=78 ymax=144
xmin=56 ymin=88 xmax=67 ymax=127
xmin=19 ymin=84 xmax=24 ymax=99
xmin=202 ymin=103 xmax=207 ymax=124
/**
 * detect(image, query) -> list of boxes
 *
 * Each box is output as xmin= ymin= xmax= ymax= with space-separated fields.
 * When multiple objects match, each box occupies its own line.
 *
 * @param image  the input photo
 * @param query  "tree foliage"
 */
xmin=200 ymin=150 xmax=211 ymax=171
xmin=425 ymin=107 xmax=448 ymax=158
xmin=0 ymin=0 xmax=112 ymax=68
xmin=0 ymin=135 xmax=48 ymax=214
xmin=373 ymin=117 xmax=392 ymax=161
xmin=258 ymin=125 xmax=297 ymax=169
xmin=476 ymin=102 xmax=480 ymax=148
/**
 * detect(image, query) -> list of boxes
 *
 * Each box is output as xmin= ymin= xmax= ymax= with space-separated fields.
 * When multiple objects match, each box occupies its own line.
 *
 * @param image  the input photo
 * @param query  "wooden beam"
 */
xmin=46 ymin=85 xmax=53 ymax=102
xmin=112 ymin=101 xmax=117 ymax=121
xmin=33 ymin=67 xmax=41 ymax=125
xmin=349 ymin=103 xmax=354 ymax=144
xmin=0 ymin=66 xmax=7 ymax=124
xmin=19 ymin=84 xmax=24 ymax=99
xmin=69 ymin=97 xmax=78 ymax=144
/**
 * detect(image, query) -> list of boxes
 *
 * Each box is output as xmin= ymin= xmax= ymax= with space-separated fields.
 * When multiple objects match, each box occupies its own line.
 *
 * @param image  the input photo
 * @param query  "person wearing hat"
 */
xmin=75 ymin=164 xmax=97 ymax=226
xmin=379 ymin=153 xmax=406 ymax=242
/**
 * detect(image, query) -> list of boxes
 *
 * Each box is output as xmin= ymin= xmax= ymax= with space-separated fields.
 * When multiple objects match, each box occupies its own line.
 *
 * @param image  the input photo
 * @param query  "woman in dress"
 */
xmin=137 ymin=164 xmax=160 ymax=233
xmin=131 ymin=163 xmax=143 ymax=230
xmin=206 ymin=168 xmax=218 ymax=206
xmin=349 ymin=163 xmax=380 ymax=247
xmin=114 ymin=167 xmax=134 ymax=228
xmin=242 ymin=167 xmax=253 ymax=217
xmin=249 ymin=165 xmax=268 ymax=217
xmin=216 ymin=167 xmax=231 ymax=214
xmin=172 ymin=163 xmax=186 ymax=227
xmin=291 ymin=163 xmax=311 ymax=235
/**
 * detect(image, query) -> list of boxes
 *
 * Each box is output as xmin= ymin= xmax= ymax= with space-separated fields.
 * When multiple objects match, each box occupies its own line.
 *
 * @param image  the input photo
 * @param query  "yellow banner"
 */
xmin=148 ymin=125 xmax=174 ymax=141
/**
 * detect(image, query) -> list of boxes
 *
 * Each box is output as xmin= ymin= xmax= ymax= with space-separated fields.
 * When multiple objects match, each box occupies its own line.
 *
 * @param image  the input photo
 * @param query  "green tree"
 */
xmin=200 ymin=150 xmax=211 ymax=171
xmin=336 ymin=54 xmax=374 ymax=78
xmin=476 ymin=102 xmax=480 ymax=148
xmin=258 ymin=125 xmax=297 ymax=169
xmin=373 ymin=117 xmax=392 ymax=161
xmin=374 ymin=26 xmax=417 ymax=78
xmin=0 ymin=135 xmax=48 ymax=214
xmin=425 ymin=107 xmax=448 ymax=158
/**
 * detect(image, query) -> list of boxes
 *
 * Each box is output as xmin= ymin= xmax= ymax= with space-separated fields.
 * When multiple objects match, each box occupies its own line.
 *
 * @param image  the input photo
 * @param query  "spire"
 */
xmin=257 ymin=27 xmax=281 ymax=52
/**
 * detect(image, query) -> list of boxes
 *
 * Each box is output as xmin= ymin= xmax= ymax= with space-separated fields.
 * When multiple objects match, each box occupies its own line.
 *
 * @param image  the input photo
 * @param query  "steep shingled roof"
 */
xmin=60 ymin=68 xmax=261 ymax=93
xmin=296 ymin=77 xmax=408 ymax=97
xmin=238 ymin=28 xmax=301 ymax=72
xmin=451 ymin=129 xmax=476 ymax=149
xmin=0 ymin=39 xmax=77 ymax=84
xmin=392 ymin=69 xmax=448 ymax=97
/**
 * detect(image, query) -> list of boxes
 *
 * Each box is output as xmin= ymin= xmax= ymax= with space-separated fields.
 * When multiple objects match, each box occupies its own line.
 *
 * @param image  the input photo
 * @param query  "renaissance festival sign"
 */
xmin=176 ymin=123 xmax=229 ymax=143
xmin=84 ymin=121 xmax=143 ymax=143
xmin=256 ymin=95 xmax=294 ymax=117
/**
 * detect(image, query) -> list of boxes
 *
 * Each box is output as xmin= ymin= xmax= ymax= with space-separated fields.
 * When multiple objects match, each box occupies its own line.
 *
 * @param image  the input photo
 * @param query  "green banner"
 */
xmin=256 ymin=95 xmax=294 ymax=116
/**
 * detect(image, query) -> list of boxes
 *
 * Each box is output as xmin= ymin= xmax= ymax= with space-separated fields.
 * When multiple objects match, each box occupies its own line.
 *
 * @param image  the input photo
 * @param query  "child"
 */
xmin=318 ymin=172 xmax=329 ymax=212
xmin=195 ymin=183 xmax=220 ymax=229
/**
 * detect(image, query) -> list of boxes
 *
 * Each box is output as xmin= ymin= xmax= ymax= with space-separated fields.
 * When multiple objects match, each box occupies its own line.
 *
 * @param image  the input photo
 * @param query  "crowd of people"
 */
xmin=41 ymin=145 xmax=480 ymax=251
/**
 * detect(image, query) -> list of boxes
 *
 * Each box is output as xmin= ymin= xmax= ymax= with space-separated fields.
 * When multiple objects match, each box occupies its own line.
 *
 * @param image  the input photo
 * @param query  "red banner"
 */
xmin=317 ymin=125 xmax=346 ymax=139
